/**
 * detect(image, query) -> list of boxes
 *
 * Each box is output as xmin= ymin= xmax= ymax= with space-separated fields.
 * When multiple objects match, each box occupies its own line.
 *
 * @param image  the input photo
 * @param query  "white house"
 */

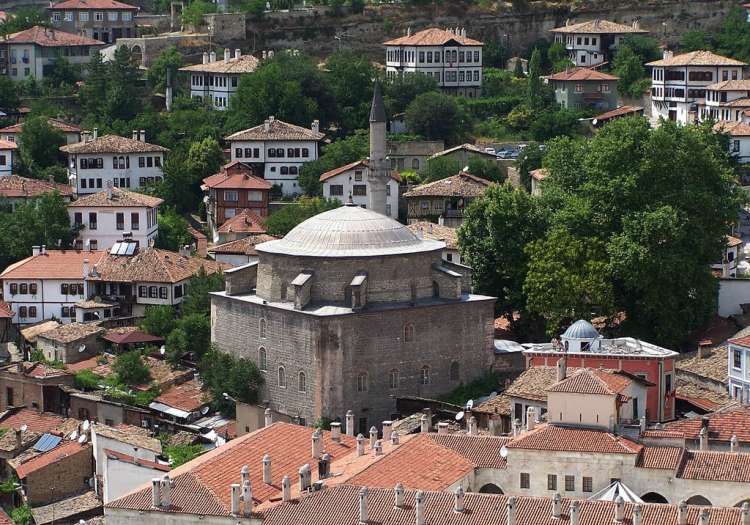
xmin=407 ymin=221 xmax=461 ymax=264
xmin=728 ymin=336 xmax=750 ymax=402
xmin=102 ymin=448 xmax=169 ymax=504
xmin=0 ymin=118 xmax=81 ymax=146
xmin=225 ymin=116 xmax=325 ymax=195
xmin=60 ymin=131 xmax=169 ymax=194
xmin=384 ymin=27 xmax=483 ymax=97
xmin=179 ymin=49 xmax=259 ymax=110
xmin=68 ymin=187 xmax=163 ymax=251
xmin=0 ymin=25 xmax=104 ymax=81
xmin=0 ymin=139 xmax=16 ymax=175
xmin=698 ymin=79 xmax=750 ymax=123
xmin=319 ymin=159 xmax=400 ymax=218
xmin=550 ymin=19 xmax=647 ymax=68
xmin=647 ymin=50 xmax=747 ymax=125
xmin=714 ymin=120 xmax=750 ymax=164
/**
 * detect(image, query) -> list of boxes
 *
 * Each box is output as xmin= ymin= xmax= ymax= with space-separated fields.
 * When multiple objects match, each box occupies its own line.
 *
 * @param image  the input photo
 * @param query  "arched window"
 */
xmin=298 ymin=371 xmax=306 ymax=393
xmin=389 ymin=369 xmax=399 ymax=389
xmin=278 ymin=366 xmax=286 ymax=388
xmin=404 ymin=323 xmax=414 ymax=342
xmin=356 ymin=372 xmax=368 ymax=392
xmin=280 ymin=166 xmax=289 ymax=175
xmin=450 ymin=361 xmax=460 ymax=381
xmin=259 ymin=318 xmax=266 ymax=339
xmin=258 ymin=347 xmax=267 ymax=371
xmin=420 ymin=366 xmax=430 ymax=385
xmin=412 ymin=158 xmax=420 ymax=170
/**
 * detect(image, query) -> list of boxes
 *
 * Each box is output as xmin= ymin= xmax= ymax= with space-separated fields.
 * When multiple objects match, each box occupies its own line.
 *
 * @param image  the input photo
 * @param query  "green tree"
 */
xmin=160 ymin=137 xmax=223 ymax=212
xmin=0 ymin=76 xmax=20 ymax=111
xmin=516 ymin=143 xmax=544 ymax=191
xmin=618 ymin=35 xmax=661 ymax=63
xmin=106 ymin=46 xmax=142 ymax=122
xmin=680 ymin=30 xmax=711 ymax=52
xmin=155 ymin=207 xmax=191 ymax=250
xmin=297 ymin=130 xmax=369 ymax=196
xmin=265 ymin=197 xmax=340 ymax=236
xmin=199 ymin=347 xmax=264 ymax=415
xmin=0 ymin=7 xmax=46 ymax=35
xmin=113 ymin=351 xmax=151 ymax=386
xmin=80 ymin=51 xmax=108 ymax=119
xmin=147 ymin=46 xmax=184 ymax=94
xmin=530 ymin=109 xmax=581 ymax=142
xmin=459 ymin=184 xmax=545 ymax=326
xmin=164 ymin=443 xmax=204 ymax=467
xmin=383 ymin=73 xmax=439 ymax=115
xmin=526 ymin=48 xmax=544 ymax=109
xmin=547 ymin=42 xmax=571 ymax=72
xmin=324 ymin=51 xmax=375 ymax=132
xmin=613 ymin=44 xmax=650 ymax=99
xmin=181 ymin=268 xmax=224 ymax=316
xmin=176 ymin=313 xmax=211 ymax=358
xmin=140 ymin=305 xmax=177 ymax=337
xmin=44 ymin=55 xmax=80 ymax=87
xmin=182 ymin=0 xmax=215 ymax=26
xmin=419 ymin=156 xmax=460 ymax=183
xmin=513 ymin=57 xmax=525 ymax=78
xmin=715 ymin=6 xmax=750 ymax=62
xmin=483 ymin=38 xmax=508 ymax=68
xmin=75 ymin=370 xmax=104 ymax=390
xmin=405 ymin=92 xmax=470 ymax=144
xmin=467 ymin=157 xmax=506 ymax=183
xmin=165 ymin=328 xmax=189 ymax=365
xmin=18 ymin=117 xmax=66 ymax=172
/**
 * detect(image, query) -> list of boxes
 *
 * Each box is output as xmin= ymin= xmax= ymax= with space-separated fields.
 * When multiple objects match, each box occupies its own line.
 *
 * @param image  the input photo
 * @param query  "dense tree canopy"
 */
xmin=405 ymin=92 xmax=471 ymax=144
xmin=18 ymin=117 xmax=66 ymax=173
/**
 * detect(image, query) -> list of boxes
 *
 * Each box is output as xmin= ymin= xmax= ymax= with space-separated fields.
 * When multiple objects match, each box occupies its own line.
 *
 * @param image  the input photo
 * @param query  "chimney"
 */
xmin=633 ymin=19 xmax=640 ymax=30
xmin=331 ymin=422 xmax=342 ymax=442
xmin=161 ymin=476 xmax=173 ymax=507
xmin=526 ymin=407 xmax=536 ymax=431
xmin=242 ymin=480 xmax=252 ymax=516
xmin=506 ymin=496 xmax=516 ymax=525
xmin=373 ymin=440 xmax=383 ymax=456
xmin=209 ymin=51 xmax=216 ymax=62
xmin=407 ymin=26 xmax=411 ymax=36
xmin=698 ymin=339 xmax=712 ymax=358
xmin=437 ymin=422 xmax=449 ymax=434
xmin=311 ymin=120 xmax=320 ymax=134
xmin=358 ymin=487 xmax=368 ymax=525
xmin=699 ymin=509 xmax=710 ymax=525
xmin=556 ymin=356 xmax=567 ymax=382
xmin=639 ymin=416 xmax=647 ymax=433
xmin=230 ymin=484 xmax=241 ymax=516
xmin=262 ymin=50 xmax=267 ymax=59
xmin=699 ymin=426 xmax=708 ymax=450
xmin=93 ymin=128 xmax=98 ymax=140
xmin=15 ymin=429 xmax=22 ymax=450
xmin=742 ymin=502 xmax=750 ymax=525
xmin=731 ymin=434 xmax=739 ymax=453
xmin=140 ymin=130 xmax=146 ymax=142
xmin=552 ymin=493 xmax=561 ymax=519
xmin=241 ymin=465 xmax=250 ymax=486
xmin=614 ymin=496 xmax=625 ymax=523
xmin=394 ymin=483 xmax=404 ymax=508
xmin=32 ymin=246 xmax=41 ymax=256
xmin=415 ymin=491 xmax=426 ymax=525
xmin=423 ymin=408 xmax=432 ymax=430
xmin=391 ymin=430 xmax=400 ymax=445
xmin=420 ymin=414 xmax=429 ymax=433
xmin=281 ymin=476 xmax=291 ymax=502
xmin=632 ymin=504 xmax=643 ymax=525
xmin=454 ymin=486 xmax=465 ymax=513
xmin=468 ymin=416 xmax=477 ymax=435
xmin=312 ymin=429 xmax=322 ymax=459
xmin=264 ymin=408 xmax=273 ymax=427
xmin=41 ymin=245 xmax=46 ymax=255
xmin=512 ymin=418 xmax=521 ymax=437
xmin=570 ymin=500 xmax=580 ymax=525
xmin=224 ymin=48 xmax=230 ymax=63
xmin=356 ymin=434 xmax=365 ymax=456
xmin=298 ymin=464 xmax=311 ymax=492
xmin=318 ymin=453 xmax=331 ymax=479
xmin=151 ymin=478 xmax=161 ymax=507
xmin=235 ymin=48 xmax=241 ymax=59
xmin=346 ymin=410 xmax=355 ymax=436
xmin=202 ymin=52 xmax=209 ymax=64
xmin=382 ymin=421 xmax=393 ymax=442
xmin=264 ymin=119 xmax=270 ymax=133
xmin=82 ymin=258 xmax=89 ymax=279
xmin=132 ymin=130 xmax=139 ymax=141
xmin=369 ymin=426 xmax=378 ymax=449
xmin=262 ymin=454 xmax=272 ymax=483
xmin=663 ymin=49 xmax=674 ymax=60
xmin=678 ymin=501 xmax=688 ymax=525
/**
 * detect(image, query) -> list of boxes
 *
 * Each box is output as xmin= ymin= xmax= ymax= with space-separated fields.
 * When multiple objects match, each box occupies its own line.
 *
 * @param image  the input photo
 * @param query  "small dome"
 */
xmin=561 ymin=320 xmax=599 ymax=340
xmin=256 ymin=205 xmax=444 ymax=257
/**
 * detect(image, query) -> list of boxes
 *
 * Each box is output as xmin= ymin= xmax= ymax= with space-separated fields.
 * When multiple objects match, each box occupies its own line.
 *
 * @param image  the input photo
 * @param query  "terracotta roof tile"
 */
xmin=4 ymin=26 xmax=103 ymax=47
xmin=0 ymin=301 xmax=12 ymax=319
xmin=530 ymin=168 xmax=550 ymax=181
xmin=546 ymin=67 xmax=619 ymax=81
xmin=472 ymin=392 xmax=512 ymax=416
xmin=663 ymin=404 xmax=750 ymax=443
xmin=0 ymin=409 xmax=73 ymax=433
xmin=729 ymin=336 xmax=750 ymax=347
xmin=0 ymin=118 xmax=81 ymax=134
xmin=504 ymin=366 xmax=571 ymax=402
xmin=217 ymin=209 xmax=267 ymax=234
xmin=403 ymin=171 xmax=492 ymax=198
xmin=61 ymin=134 xmax=168 ymax=154
xmin=90 ymin=247 xmax=227 ymax=284
xmin=209 ymin=234 xmax=278 ymax=256
xmin=427 ymin=433 xmax=511 ymax=468
xmin=706 ymin=79 xmax=750 ymax=91
xmin=647 ymin=50 xmax=746 ymax=67
xmin=384 ymin=27 xmax=482 ymax=46
xmin=225 ymin=118 xmax=324 ymax=142
xmin=15 ymin=441 xmax=89 ymax=479
xmin=714 ymin=120 xmax=750 ymax=137
xmin=180 ymin=54 xmax=260 ymax=75
xmin=105 ymin=448 xmax=170 ymax=471
xmin=153 ymin=379 xmax=208 ymax=413
xmin=406 ymin=222 xmax=458 ymax=250
xmin=676 ymin=345 xmax=728 ymax=383
xmin=0 ymin=175 xmax=74 ymax=199
xmin=37 ymin=322 xmax=104 ymax=344
xmin=594 ymin=105 xmax=644 ymax=121
xmin=547 ymin=368 xmax=633 ymax=396
xmin=551 ymin=19 xmax=648 ymax=34
xmin=428 ymin=143 xmax=497 ymax=160
xmin=30 ymin=490 xmax=101 ymax=525
xmin=0 ymin=139 xmax=17 ymax=150
xmin=506 ymin=424 xmax=642 ymax=454
xmin=19 ymin=321 xmax=61 ymax=342
xmin=318 ymin=158 xmax=401 ymax=183
xmin=636 ymin=446 xmax=683 ymax=470
xmin=202 ymin=162 xmax=272 ymax=190
xmin=675 ymin=381 xmax=733 ymax=412
xmin=68 ymin=188 xmax=163 ymax=208
xmin=641 ymin=430 xmax=685 ymax=439
xmin=93 ymin=423 xmax=162 ymax=453
xmin=50 ymin=0 xmax=136 ymax=8
xmin=677 ymin=450 xmax=750 ymax=483
xmin=1 ymin=361 xmax=72 ymax=379
xmin=1 ymin=249 xmax=105 ymax=280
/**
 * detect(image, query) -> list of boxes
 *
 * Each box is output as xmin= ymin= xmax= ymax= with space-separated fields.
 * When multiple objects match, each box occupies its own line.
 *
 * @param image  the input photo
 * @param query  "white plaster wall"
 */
xmin=104 ymin=456 xmax=165 ymax=504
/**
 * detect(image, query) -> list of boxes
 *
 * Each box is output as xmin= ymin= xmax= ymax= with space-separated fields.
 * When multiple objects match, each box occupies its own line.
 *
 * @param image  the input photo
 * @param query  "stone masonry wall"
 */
xmin=24 ymin=444 xmax=93 ymax=506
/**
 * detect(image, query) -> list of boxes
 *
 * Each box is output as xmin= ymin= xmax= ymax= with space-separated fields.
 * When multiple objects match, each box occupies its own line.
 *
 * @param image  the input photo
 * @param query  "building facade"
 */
xmin=403 ymin=170 xmax=492 ymax=226
xmin=545 ymin=68 xmax=619 ymax=111
xmin=68 ymin=187 xmax=162 ymax=250
xmin=550 ymin=19 xmax=648 ymax=68
xmin=728 ymin=336 xmax=750 ymax=401
xmin=384 ymin=27 xmax=483 ymax=97
xmin=320 ymin=160 xmax=400 ymax=218
xmin=48 ymin=0 xmax=138 ymax=44
xmin=647 ymin=50 xmax=746 ymax=125
xmin=211 ymin=205 xmax=496 ymax=429
xmin=698 ymin=79 xmax=750 ymax=123
xmin=225 ymin=117 xmax=324 ymax=196
xmin=180 ymin=49 xmax=259 ymax=110
xmin=60 ymin=132 xmax=168 ymax=194
xmin=0 ymin=175 xmax=74 ymax=210
xmin=714 ymin=120 xmax=750 ymax=164
xmin=0 ymin=140 xmax=16 ymax=175
xmin=0 ymin=118 xmax=81 ymax=146
xmin=387 ymin=140 xmax=444 ymax=172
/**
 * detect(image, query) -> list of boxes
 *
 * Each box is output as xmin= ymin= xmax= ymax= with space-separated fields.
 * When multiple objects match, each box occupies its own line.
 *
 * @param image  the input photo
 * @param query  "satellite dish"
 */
xmin=200 ymin=406 xmax=210 ymax=415
xmin=82 ymin=420 xmax=90 ymax=431
xmin=19 ymin=424 xmax=28 ymax=433
xmin=78 ymin=344 xmax=86 ymax=353
xmin=455 ymin=411 xmax=465 ymax=421
xmin=159 ymin=345 xmax=166 ymax=355
xmin=69 ymin=430 xmax=78 ymax=441
xmin=78 ymin=434 xmax=88 ymax=444
xmin=592 ymin=118 xmax=599 ymax=126
xmin=465 ymin=399 xmax=474 ymax=410
xmin=500 ymin=446 xmax=508 ymax=458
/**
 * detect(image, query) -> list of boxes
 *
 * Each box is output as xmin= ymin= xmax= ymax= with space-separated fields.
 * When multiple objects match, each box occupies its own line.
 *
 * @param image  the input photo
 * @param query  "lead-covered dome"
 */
xmin=561 ymin=319 xmax=600 ymax=340
xmin=256 ymin=205 xmax=444 ymax=257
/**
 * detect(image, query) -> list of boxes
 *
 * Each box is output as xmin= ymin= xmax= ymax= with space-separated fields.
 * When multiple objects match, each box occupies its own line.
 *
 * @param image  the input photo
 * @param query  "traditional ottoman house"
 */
xmin=0 ymin=140 xmax=16 ymax=175
xmin=0 ymin=175 xmax=74 ymax=210
xmin=403 ymin=169 xmax=493 ymax=226
xmin=181 ymin=49 xmax=259 ymax=110
xmin=550 ymin=19 xmax=648 ymax=68
xmin=0 ymin=118 xmax=81 ymax=146
xmin=48 ymin=0 xmax=138 ymax=44
xmin=544 ymin=68 xmax=619 ymax=112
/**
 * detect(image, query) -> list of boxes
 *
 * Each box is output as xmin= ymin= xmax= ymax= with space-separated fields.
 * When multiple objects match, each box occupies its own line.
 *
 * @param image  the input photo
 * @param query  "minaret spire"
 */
xmin=368 ymin=82 xmax=389 ymax=216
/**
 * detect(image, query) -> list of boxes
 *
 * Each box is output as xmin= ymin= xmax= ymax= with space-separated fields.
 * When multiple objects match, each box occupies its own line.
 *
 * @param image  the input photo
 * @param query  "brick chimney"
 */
xmin=358 ymin=487 xmax=368 ymax=525
xmin=262 ymin=454 xmax=271 ymax=483
xmin=330 ymin=422 xmax=341 ymax=442
xmin=556 ymin=356 xmax=567 ymax=382
xmin=394 ymin=483 xmax=404 ymax=508
xmin=698 ymin=339 xmax=712 ymax=358
xmin=15 ymin=429 xmax=22 ymax=450
xmin=468 ymin=416 xmax=477 ymax=435
xmin=161 ymin=475 xmax=173 ymax=507
xmin=346 ymin=410 xmax=355 ymax=436
xmin=151 ymin=478 xmax=161 ymax=507
xmin=382 ymin=421 xmax=393 ymax=442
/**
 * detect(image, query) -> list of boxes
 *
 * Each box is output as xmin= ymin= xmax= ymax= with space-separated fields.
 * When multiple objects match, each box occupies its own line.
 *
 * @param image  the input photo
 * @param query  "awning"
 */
xmin=588 ymin=480 xmax=644 ymax=503
xmin=148 ymin=401 xmax=192 ymax=420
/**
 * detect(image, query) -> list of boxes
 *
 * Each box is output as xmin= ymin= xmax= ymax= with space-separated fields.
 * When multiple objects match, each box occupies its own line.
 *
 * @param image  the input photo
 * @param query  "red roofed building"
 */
xmin=0 ymin=118 xmax=82 ymax=146
xmin=0 ymin=139 xmax=16 ymax=175
xmin=216 ymin=209 xmax=267 ymax=244
xmin=0 ymin=26 xmax=104 ymax=82
xmin=149 ymin=378 xmax=210 ymax=423
xmin=202 ymin=161 xmax=271 ymax=242
xmin=728 ymin=336 xmax=750 ymax=401
xmin=0 ymin=175 xmax=74 ymax=209
xmin=319 ymin=159 xmax=401 ymax=218
xmin=0 ymin=361 xmax=75 ymax=413
xmin=545 ymin=67 xmax=620 ymax=112
xmin=48 ymin=0 xmax=138 ymax=44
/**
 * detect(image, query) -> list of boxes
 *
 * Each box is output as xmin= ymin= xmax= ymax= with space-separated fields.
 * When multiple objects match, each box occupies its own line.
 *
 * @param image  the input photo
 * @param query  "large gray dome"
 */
xmin=256 ymin=205 xmax=444 ymax=257
xmin=561 ymin=319 xmax=600 ymax=340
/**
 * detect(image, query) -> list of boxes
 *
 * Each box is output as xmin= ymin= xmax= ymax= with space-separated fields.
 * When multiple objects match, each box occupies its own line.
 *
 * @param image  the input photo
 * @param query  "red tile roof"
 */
xmin=68 ymin=188 xmax=163 ymax=208
xmin=0 ymin=409 xmax=71 ymax=433
xmin=636 ymin=446 xmax=684 ymax=470
xmin=102 ymin=328 xmax=164 ymax=345
xmin=347 ymin=434 xmax=474 ymax=491
xmin=208 ymin=234 xmax=278 ymax=256
xmin=225 ymin=119 xmax=324 ymax=142
xmin=5 ymin=26 xmax=103 ymax=47
xmin=714 ymin=120 xmax=750 ymax=137
xmin=262 ymin=485 xmax=747 ymax=525
xmin=217 ymin=209 xmax=267 ymax=234
xmin=1 ymin=250 xmax=104 ymax=280
xmin=647 ymin=50 xmax=746 ymax=67
xmin=402 ymin=171 xmax=493 ymax=198
xmin=152 ymin=379 xmax=207 ymax=413
xmin=677 ymin=450 xmax=750 ymax=483
xmin=663 ymin=404 xmax=750 ymax=443
xmin=319 ymin=159 xmax=402 ymax=183
xmin=547 ymin=368 xmax=634 ymax=396
xmin=550 ymin=19 xmax=648 ymax=35
xmin=0 ymin=175 xmax=74 ymax=199
xmin=729 ymin=335 xmax=750 ymax=347
xmin=427 ymin=433 xmax=511 ymax=469
xmin=202 ymin=162 xmax=272 ymax=190
xmin=594 ymin=105 xmax=644 ymax=122
xmin=0 ymin=140 xmax=17 ymax=150
xmin=2 ymin=361 xmax=72 ymax=379
xmin=107 ymin=422 xmax=357 ymax=516
xmin=0 ymin=118 xmax=81 ymax=134
xmin=506 ymin=424 xmax=642 ymax=454
xmin=546 ymin=67 xmax=619 ymax=81
xmin=641 ymin=430 xmax=685 ymax=439
xmin=50 ymin=0 xmax=137 ymax=8
xmin=105 ymin=448 xmax=170 ymax=472
xmin=90 ymin=247 xmax=228 ymax=284
xmin=61 ymin=134 xmax=168 ymax=154
xmin=0 ymin=301 xmax=12 ymax=319
xmin=384 ymin=27 xmax=482 ymax=46
xmin=0 ymin=509 xmax=11 ymax=525
xmin=15 ymin=441 xmax=89 ymax=479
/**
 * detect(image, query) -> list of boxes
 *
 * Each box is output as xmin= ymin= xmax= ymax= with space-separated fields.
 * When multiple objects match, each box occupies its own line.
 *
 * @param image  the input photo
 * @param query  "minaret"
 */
xmin=368 ymin=82 xmax=388 ymax=216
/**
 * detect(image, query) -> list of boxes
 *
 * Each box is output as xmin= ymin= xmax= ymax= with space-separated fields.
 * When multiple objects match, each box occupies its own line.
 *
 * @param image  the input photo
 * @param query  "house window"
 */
xmin=19 ymin=284 xmax=27 ymax=295
xmin=235 ymin=148 xmax=243 ymax=158
xmin=582 ymin=477 xmax=593 ymax=492
xmin=733 ymin=140 xmax=741 ymax=153
xmin=354 ymin=171 xmax=363 ymax=182
xmin=278 ymin=366 xmax=286 ymax=388
xmin=665 ymin=373 xmax=672 ymax=394
xmin=356 ymin=372 xmax=368 ymax=392
xmin=149 ymin=286 xmax=158 ymax=298
xmin=329 ymin=185 xmax=344 ymax=197
xmin=90 ymin=240 xmax=98 ymax=250
xmin=174 ymin=284 xmax=183 ymax=298
xmin=131 ymin=212 xmax=140 ymax=230
xmin=52 ymin=11 xmax=62 ymax=21
xmin=19 ymin=307 xmax=27 ymax=318
xmin=302 ymin=148 xmax=309 ymax=157
xmin=548 ymin=474 xmax=557 ymax=491
xmin=116 ymin=212 xmax=124 ymax=230
xmin=139 ymin=285 xmax=147 ymax=297
xmin=61 ymin=283 xmax=69 ymax=295
xmin=420 ymin=366 xmax=430 ymax=385
xmin=9 ymin=283 xmax=17 ymax=295
xmin=575 ymin=83 xmax=583 ymax=93
xmin=122 ymin=11 xmax=131 ymax=21
xmin=389 ymin=369 xmax=399 ymax=389
xmin=95 ymin=11 xmax=104 ymax=21
xmin=298 ymin=372 xmax=306 ymax=393
xmin=258 ymin=348 xmax=267 ymax=371
xmin=108 ymin=11 xmax=118 ymax=20
xmin=565 ymin=475 xmax=575 ymax=492
xmin=29 ymin=284 xmax=37 ymax=295
xmin=159 ymin=287 xmax=168 ymax=299
xmin=449 ymin=361 xmax=459 ymax=381
xmin=734 ymin=349 xmax=743 ymax=369
xmin=520 ymin=473 xmax=530 ymax=489
xmin=29 ymin=306 xmax=36 ymax=317
xmin=353 ymin=185 xmax=367 ymax=196
xmin=79 ymin=12 xmax=89 ymax=21
xmin=224 ymin=190 xmax=238 ymax=201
